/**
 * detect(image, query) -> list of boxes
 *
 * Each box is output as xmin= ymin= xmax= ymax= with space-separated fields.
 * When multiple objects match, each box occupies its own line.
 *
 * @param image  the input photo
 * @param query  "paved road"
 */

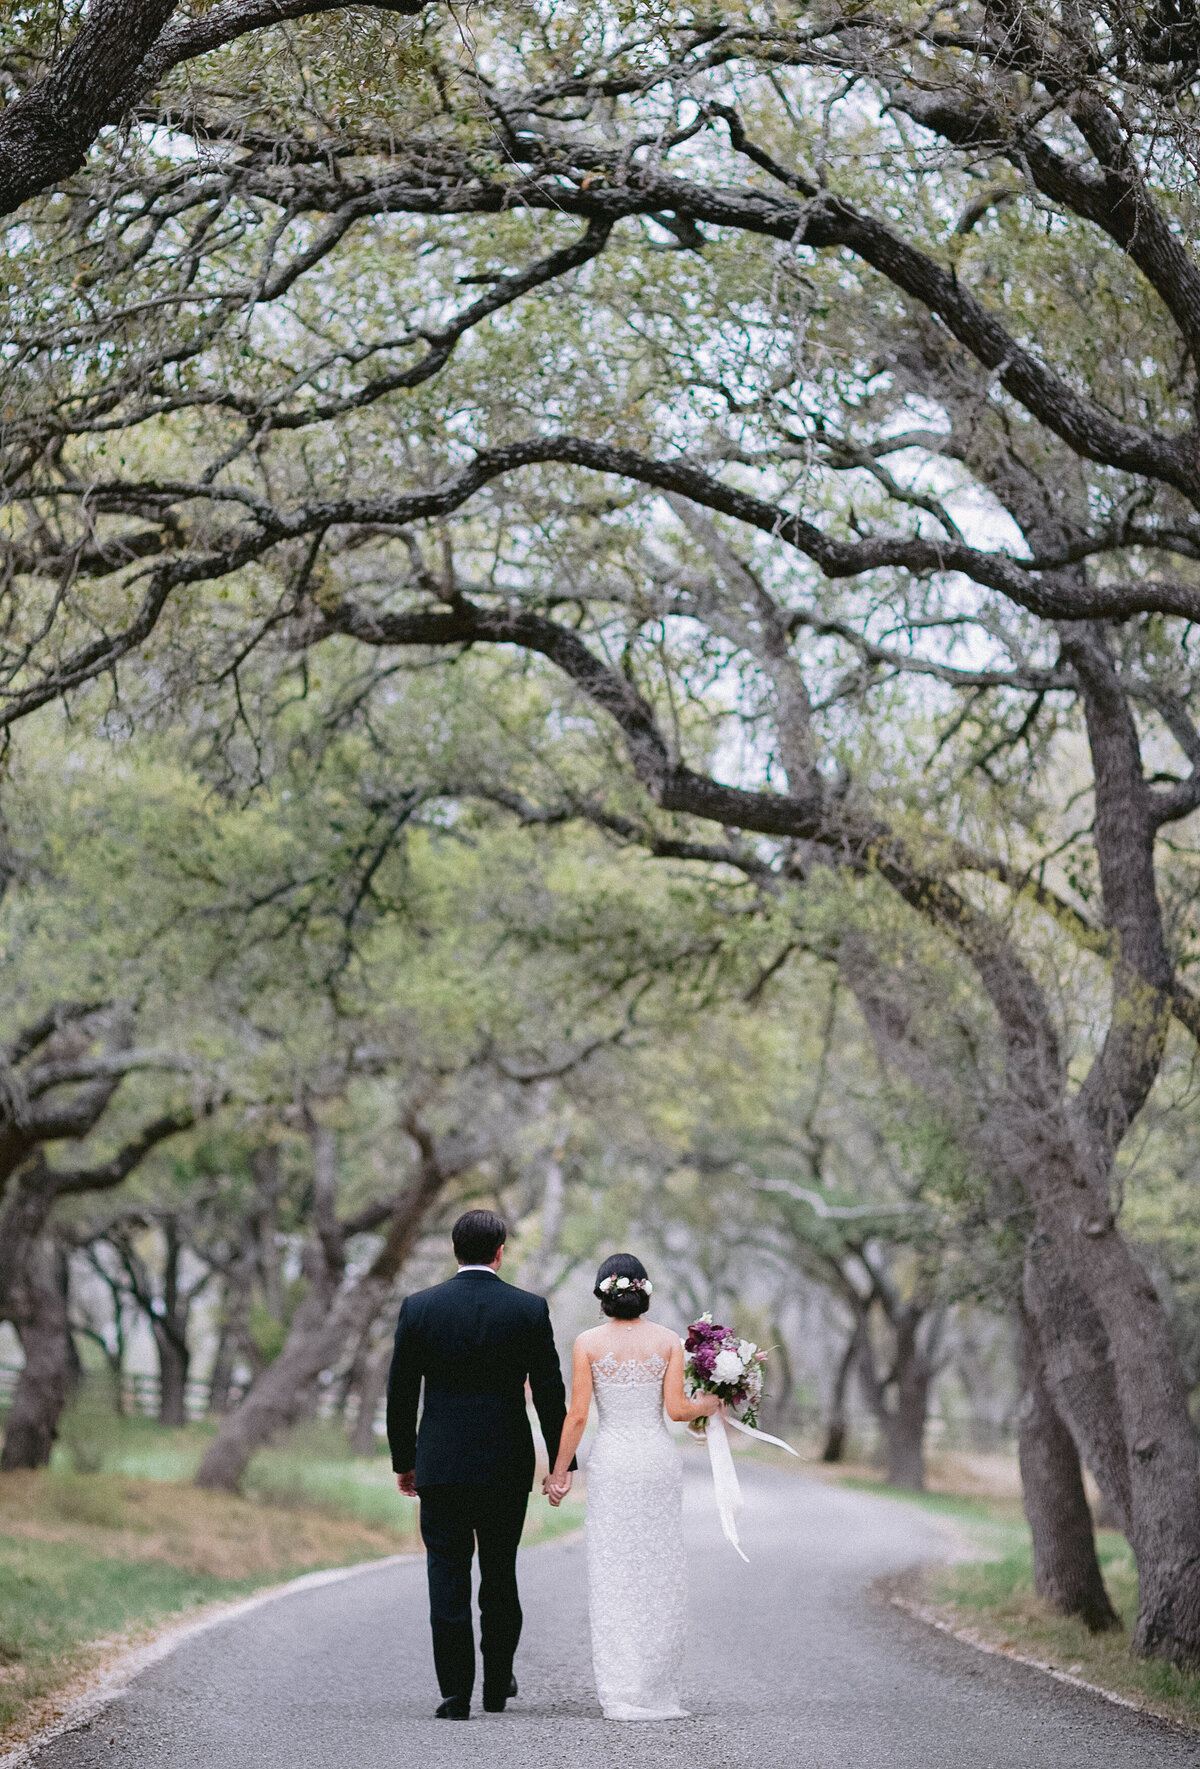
xmin=32 ymin=1464 xmax=1200 ymax=1768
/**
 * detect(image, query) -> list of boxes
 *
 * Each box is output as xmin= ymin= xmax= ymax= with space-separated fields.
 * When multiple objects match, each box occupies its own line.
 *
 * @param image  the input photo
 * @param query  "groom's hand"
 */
xmin=397 ymin=1470 xmax=418 ymax=1497
xmin=543 ymin=1471 xmax=573 ymax=1507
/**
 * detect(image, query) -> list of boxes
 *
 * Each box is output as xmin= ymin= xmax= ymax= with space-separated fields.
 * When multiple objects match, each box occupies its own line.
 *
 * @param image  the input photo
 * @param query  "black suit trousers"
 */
xmin=418 ymin=1482 xmax=529 ymax=1701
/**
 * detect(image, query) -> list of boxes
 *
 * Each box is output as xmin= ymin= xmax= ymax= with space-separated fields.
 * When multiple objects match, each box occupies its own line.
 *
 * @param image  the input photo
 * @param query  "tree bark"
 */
xmin=1045 ymin=1190 xmax=1200 ymax=1663
xmin=762 ymin=1319 xmax=793 ymax=1434
xmin=854 ymin=1295 xmax=938 ymax=1491
xmin=0 ymin=0 xmax=427 ymax=222
xmin=0 ymin=1 xmax=178 ymax=220
xmin=1022 ymin=1232 xmax=1131 ymax=1534
xmin=1042 ymin=625 xmax=1200 ymax=1664
xmin=195 ymin=1153 xmax=448 ymax=1491
xmin=840 ymin=782 xmax=1200 ymax=1659
xmin=520 ymin=1152 xmax=566 ymax=1295
xmin=1 ymin=1240 xmax=76 ymax=1470
xmin=0 ymin=1016 xmax=196 ymax=1330
xmin=207 ymin=1258 xmax=256 ymax=1415
xmin=881 ymin=1329 xmax=931 ymax=1491
xmin=350 ymin=1341 xmax=393 ymax=1457
xmin=1017 ymin=1305 xmax=1120 ymax=1632
xmin=821 ymin=1323 xmax=861 ymax=1463
xmin=195 ymin=1271 xmax=390 ymax=1489
xmin=154 ymin=1217 xmax=194 ymax=1427
xmin=152 ymin=1317 xmax=190 ymax=1428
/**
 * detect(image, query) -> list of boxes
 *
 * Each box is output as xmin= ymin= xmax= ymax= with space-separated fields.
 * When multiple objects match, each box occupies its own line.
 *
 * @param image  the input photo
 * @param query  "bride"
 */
xmin=544 ymin=1253 xmax=719 ymax=1720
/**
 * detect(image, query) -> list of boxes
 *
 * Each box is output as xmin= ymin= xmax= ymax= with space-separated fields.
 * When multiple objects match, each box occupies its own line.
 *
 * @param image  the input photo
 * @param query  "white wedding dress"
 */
xmin=585 ymin=1350 xmax=689 ymax=1720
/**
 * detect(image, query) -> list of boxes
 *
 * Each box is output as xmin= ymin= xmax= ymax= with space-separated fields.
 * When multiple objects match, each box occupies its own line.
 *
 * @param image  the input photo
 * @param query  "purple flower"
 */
xmin=685 ymin=1317 xmax=733 ymax=1352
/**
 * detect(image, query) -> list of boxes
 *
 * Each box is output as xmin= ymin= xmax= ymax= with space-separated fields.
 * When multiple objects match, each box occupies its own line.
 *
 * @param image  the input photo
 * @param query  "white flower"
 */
xmin=738 ymin=1339 xmax=757 ymax=1362
xmin=599 ymin=1276 xmax=615 ymax=1293
xmin=615 ymin=1277 xmax=630 ymax=1290
xmin=643 ymin=1281 xmax=653 ymax=1295
xmin=712 ymin=1348 xmax=745 ymax=1385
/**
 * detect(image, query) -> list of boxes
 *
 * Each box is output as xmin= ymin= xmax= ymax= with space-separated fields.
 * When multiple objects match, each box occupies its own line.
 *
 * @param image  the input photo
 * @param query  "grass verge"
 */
xmin=0 ymin=1465 xmax=415 ymax=1749
xmin=744 ymin=1443 xmax=1200 ymax=1732
xmin=922 ymin=1527 xmax=1200 ymax=1731
xmin=823 ymin=1468 xmax=1200 ymax=1733
xmin=0 ymin=1412 xmax=582 ymax=1753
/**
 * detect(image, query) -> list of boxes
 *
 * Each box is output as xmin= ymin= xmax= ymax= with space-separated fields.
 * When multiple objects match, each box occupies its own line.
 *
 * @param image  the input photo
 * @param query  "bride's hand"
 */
xmin=697 ymin=1395 xmax=722 ymax=1417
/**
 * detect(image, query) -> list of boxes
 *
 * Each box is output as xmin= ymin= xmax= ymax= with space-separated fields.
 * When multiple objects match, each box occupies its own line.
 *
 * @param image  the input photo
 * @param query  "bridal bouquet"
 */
xmin=683 ymin=1314 xmax=797 ymax=1564
xmin=683 ymin=1314 xmax=767 ymax=1430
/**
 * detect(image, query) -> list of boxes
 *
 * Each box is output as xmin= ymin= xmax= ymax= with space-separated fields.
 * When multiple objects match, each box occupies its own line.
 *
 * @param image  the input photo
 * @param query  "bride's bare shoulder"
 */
xmin=575 ymin=1325 xmax=607 ymax=1350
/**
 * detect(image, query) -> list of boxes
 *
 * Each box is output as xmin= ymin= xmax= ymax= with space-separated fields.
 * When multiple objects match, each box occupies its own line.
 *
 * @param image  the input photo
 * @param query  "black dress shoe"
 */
xmin=435 ymin=1696 xmax=470 ymax=1720
xmin=482 ymin=1675 xmax=518 ymax=1713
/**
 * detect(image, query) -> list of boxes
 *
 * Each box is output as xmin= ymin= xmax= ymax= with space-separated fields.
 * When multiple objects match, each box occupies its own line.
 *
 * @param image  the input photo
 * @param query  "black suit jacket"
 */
xmin=386 ymin=1271 xmax=573 ymax=1489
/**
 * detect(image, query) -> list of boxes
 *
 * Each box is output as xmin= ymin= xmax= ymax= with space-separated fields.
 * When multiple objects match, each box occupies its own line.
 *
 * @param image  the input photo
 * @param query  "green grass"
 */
xmin=835 ymin=1477 xmax=1030 ymax=1563
xmin=0 ymin=1531 xmax=308 ymax=1732
xmin=877 ymin=1492 xmax=1200 ymax=1730
xmin=798 ymin=1460 xmax=1200 ymax=1732
xmin=0 ymin=1404 xmax=581 ymax=1751
xmin=240 ymin=1442 xmax=583 ymax=1545
xmin=51 ymin=1409 xmax=584 ymax=1543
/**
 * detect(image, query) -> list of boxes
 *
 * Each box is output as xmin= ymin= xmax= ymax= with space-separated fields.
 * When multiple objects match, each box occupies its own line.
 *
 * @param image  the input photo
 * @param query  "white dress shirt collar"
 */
xmin=456 ymin=1264 xmax=499 ymax=1275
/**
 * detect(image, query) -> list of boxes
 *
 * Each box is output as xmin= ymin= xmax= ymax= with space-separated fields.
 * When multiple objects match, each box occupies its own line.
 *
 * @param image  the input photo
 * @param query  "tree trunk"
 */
xmin=194 ymin=1267 xmax=392 ymax=1489
xmin=350 ymin=1341 xmax=393 ymax=1457
xmin=858 ymin=1307 xmax=931 ymax=1490
xmin=821 ymin=1324 xmax=860 ymax=1463
xmin=98 ymin=1339 xmax=126 ymax=1415
xmin=152 ymin=1318 xmax=190 ymax=1428
xmin=151 ymin=1216 xmax=193 ymax=1427
xmin=883 ymin=1365 xmax=929 ymax=1491
xmin=1 ymin=1240 xmax=76 ymax=1470
xmin=1017 ymin=1305 xmax=1120 ymax=1632
xmin=1023 ymin=1138 xmax=1200 ymax=1665
xmin=335 ymin=1318 xmax=375 ymax=1421
xmin=1022 ymin=1232 xmax=1131 ymax=1533
xmin=195 ymin=1163 xmax=445 ymax=1492
xmin=1024 ymin=626 xmax=1200 ymax=1664
xmin=208 ymin=1240 xmax=258 ymax=1413
xmin=762 ymin=1321 xmax=793 ymax=1433
xmin=0 ymin=1155 xmax=58 ymax=1331
xmin=250 ymin=1144 xmax=285 ymax=1325
xmin=207 ymin=1322 xmax=238 ymax=1415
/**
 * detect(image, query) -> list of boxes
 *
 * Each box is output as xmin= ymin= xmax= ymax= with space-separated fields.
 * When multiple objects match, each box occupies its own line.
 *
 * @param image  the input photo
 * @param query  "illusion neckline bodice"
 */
xmin=591 ymin=1350 xmax=668 ymax=1384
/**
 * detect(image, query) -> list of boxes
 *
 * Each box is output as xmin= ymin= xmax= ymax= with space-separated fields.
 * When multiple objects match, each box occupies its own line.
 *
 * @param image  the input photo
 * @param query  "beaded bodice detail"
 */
xmin=591 ymin=1351 xmax=669 ymax=1429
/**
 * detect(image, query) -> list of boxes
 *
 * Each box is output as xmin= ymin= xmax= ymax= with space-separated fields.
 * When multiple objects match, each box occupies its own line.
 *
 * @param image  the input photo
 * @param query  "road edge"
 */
xmin=0 ymin=1551 xmax=422 ymax=1769
xmin=0 ymin=1519 xmax=586 ymax=1768
xmin=890 ymin=1590 xmax=1199 ymax=1738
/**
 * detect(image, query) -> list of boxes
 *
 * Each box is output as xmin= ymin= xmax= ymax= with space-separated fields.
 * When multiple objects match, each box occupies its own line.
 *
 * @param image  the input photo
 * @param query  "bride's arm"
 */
xmin=663 ymin=1338 xmax=720 ymax=1422
xmin=546 ymin=1338 xmax=593 ymax=1501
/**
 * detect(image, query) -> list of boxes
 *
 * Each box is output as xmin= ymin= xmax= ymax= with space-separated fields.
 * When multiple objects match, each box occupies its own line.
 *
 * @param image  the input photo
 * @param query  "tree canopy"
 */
xmin=9 ymin=0 xmax=1200 ymax=1667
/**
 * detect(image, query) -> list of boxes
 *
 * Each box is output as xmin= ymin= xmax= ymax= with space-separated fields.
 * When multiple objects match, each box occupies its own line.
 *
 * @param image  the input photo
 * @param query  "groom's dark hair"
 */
xmin=452 ymin=1209 xmax=508 ymax=1265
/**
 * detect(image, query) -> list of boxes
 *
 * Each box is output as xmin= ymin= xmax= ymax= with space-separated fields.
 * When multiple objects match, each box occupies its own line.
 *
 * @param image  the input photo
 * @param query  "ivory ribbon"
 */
xmin=704 ymin=1409 xmax=749 ymax=1563
xmin=723 ymin=1413 xmax=801 ymax=1458
xmin=703 ymin=1408 xmax=799 ymax=1563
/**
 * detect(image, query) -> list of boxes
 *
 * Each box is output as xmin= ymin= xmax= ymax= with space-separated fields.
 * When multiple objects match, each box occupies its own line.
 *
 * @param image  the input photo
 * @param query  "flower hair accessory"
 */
xmin=598 ymin=1275 xmax=653 ymax=1295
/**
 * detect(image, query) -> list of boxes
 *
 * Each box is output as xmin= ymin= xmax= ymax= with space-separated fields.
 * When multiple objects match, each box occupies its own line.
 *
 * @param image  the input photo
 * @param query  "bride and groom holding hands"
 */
xmin=386 ymin=1208 xmax=721 ymax=1721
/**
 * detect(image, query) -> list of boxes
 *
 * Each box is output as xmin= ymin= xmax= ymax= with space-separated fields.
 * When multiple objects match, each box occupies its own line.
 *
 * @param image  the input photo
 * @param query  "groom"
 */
xmin=386 ymin=1209 xmax=575 ymax=1719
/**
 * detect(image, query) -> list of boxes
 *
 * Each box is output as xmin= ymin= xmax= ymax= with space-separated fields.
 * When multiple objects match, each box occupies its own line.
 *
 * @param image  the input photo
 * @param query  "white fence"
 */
xmin=0 ymin=1362 xmax=246 ymax=1419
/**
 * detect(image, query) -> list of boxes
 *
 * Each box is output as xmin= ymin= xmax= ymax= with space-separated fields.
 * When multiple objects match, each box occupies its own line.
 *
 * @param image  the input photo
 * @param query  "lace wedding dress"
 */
xmin=585 ymin=1350 xmax=689 ymax=1721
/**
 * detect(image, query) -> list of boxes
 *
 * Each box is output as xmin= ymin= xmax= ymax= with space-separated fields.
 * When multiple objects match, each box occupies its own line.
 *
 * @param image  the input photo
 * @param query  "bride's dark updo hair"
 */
xmin=594 ymin=1252 xmax=653 ymax=1319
